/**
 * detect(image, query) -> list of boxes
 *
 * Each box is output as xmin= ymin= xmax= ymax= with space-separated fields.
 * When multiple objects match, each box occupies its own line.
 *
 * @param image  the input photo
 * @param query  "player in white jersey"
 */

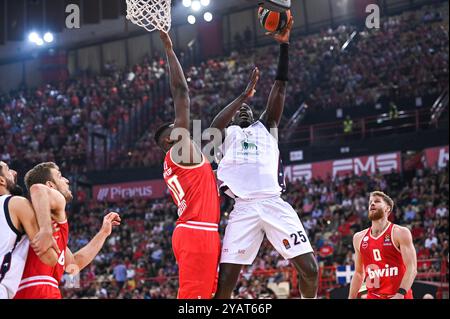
xmin=0 ymin=161 xmax=59 ymax=298
xmin=210 ymin=19 xmax=319 ymax=299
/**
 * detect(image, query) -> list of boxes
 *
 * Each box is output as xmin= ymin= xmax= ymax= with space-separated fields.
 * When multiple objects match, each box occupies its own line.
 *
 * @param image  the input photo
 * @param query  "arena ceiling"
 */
xmin=0 ymin=0 xmax=259 ymax=62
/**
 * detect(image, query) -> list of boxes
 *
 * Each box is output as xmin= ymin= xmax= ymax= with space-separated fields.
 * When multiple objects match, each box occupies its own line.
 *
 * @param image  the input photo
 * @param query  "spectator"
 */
xmin=113 ymin=262 xmax=128 ymax=290
xmin=343 ymin=116 xmax=353 ymax=134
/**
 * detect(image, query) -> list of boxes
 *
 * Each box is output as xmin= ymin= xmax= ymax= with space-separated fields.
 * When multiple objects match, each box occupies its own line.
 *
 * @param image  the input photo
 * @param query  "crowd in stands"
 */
xmin=1 ymin=4 xmax=448 ymax=172
xmin=59 ymin=163 xmax=448 ymax=299
xmin=117 ymin=5 xmax=449 ymax=168
xmin=0 ymin=3 xmax=448 ymax=299
xmin=0 ymin=55 xmax=168 ymax=174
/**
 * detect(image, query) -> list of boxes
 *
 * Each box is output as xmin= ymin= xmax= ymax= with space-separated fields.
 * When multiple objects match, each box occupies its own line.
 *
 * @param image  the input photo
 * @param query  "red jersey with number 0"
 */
xmin=359 ymin=223 xmax=413 ymax=299
xmin=163 ymin=149 xmax=220 ymax=225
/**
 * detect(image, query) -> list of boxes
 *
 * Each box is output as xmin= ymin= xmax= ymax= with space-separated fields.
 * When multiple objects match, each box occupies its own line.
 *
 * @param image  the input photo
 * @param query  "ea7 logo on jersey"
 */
xmin=58 ymin=250 xmax=65 ymax=266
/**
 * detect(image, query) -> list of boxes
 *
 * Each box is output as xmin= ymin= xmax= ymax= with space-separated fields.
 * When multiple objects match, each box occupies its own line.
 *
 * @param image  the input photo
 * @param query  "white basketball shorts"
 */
xmin=220 ymin=195 xmax=314 ymax=265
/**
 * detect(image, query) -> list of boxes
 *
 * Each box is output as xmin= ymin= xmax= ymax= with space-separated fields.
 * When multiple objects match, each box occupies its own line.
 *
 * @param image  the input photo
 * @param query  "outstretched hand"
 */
xmin=265 ymin=17 xmax=294 ymax=44
xmin=242 ymin=67 xmax=260 ymax=99
xmin=100 ymin=212 xmax=121 ymax=237
xmin=160 ymin=31 xmax=173 ymax=51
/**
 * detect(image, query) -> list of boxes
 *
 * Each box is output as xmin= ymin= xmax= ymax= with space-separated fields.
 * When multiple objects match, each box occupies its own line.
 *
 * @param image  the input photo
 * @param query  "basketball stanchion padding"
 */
xmin=126 ymin=0 xmax=172 ymax=32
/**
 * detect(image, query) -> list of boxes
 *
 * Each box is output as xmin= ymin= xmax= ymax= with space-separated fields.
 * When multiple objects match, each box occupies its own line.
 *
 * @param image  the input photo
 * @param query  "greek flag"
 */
xmin=336 ymin=265 xmax=355 ymax=285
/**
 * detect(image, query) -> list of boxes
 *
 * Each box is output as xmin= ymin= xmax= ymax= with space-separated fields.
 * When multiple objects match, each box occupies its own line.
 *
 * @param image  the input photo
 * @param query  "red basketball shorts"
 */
xmin=172 ymin=221 xmax=221 ymax=299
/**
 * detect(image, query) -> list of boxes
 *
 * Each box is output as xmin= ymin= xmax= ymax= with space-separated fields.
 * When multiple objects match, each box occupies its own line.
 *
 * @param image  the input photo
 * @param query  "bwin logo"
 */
xmin=367 ymin=264 xmax=399 ymax=279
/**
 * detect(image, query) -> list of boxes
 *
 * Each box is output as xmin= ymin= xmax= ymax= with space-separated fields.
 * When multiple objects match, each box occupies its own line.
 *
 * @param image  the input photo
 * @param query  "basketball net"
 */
xmin=126 ymin=0 xmax=172 ymax=33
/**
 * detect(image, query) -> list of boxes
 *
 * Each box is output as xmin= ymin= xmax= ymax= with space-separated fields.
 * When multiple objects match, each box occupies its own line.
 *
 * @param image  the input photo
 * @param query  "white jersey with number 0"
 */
xmin=217 ymin=121 xmax=286 ymax=199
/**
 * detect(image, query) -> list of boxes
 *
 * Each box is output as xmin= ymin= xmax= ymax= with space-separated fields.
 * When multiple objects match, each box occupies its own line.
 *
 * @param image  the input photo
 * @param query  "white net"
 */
xmin=126 ymin=0 xmax=172 ymax=33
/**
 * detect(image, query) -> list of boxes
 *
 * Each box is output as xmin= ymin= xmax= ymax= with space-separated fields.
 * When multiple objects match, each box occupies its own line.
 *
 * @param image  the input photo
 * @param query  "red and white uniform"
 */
xmin=14 ymin=220 xmax=69 ymax=299
xmin=360 ymin=223 xmax=413 ymax=299
xmin=163 ymin=148 xmax=221 ymax=299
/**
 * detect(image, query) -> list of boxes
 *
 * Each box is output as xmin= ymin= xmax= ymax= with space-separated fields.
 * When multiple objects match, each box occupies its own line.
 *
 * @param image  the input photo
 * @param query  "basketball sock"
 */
xmin=276 ymin=43 xmax=289 ymax=81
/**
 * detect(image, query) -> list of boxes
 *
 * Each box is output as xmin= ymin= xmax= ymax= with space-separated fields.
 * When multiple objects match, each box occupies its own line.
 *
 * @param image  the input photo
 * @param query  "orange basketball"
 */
xmin=258 ymin=7 xmax=291 ymax=33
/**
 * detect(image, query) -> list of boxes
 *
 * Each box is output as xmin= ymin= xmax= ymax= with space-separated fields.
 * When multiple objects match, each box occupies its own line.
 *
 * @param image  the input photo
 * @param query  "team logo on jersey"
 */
xmin=241 ymin=140 xmax=258 ymax=151
xmin=238 ymin=139 xmax=259 ymax=156
xmin=283 ymin=239 xmax=291 ymax=250
xmin=362 ymin=236 xmax=369 ymax=249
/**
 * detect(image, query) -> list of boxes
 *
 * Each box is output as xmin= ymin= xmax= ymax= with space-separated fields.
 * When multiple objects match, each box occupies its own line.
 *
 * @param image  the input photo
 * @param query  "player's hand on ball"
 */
xmin=266 ymin=17 xmax=294 ymax=44
xmin=100 ymin=212 xmax=121 ymax=236
xmin=243 ymin=67 xmax=260 ymax=99
xmin=159 ymin=31 xmax=173 ymax=50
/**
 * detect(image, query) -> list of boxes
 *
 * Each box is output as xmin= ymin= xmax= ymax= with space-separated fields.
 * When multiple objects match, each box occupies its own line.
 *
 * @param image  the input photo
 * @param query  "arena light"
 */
xmin=187 ymin=15 xmax=196 ymax=24
xmin=182 ymin=0 xmax=192 ymax=7
xmin=43 ymin=32 xmax=54 ymax=43
xmin=200 ymin=0 xmax=210 ymax=6
xmin=28 ymin=32 xmax=40 ymax=43
xmin=191 ymin=0 xmax=201 ymax=11
xmin=35 ymin=38 xmax=44 ymax=46
xmin=204 ymin=12 xmax=213 ymax=22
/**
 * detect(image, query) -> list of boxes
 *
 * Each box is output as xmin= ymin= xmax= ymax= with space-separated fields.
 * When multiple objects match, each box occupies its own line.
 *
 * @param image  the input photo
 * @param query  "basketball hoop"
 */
xmin=126 ymin=0 xmax=172 ymax=33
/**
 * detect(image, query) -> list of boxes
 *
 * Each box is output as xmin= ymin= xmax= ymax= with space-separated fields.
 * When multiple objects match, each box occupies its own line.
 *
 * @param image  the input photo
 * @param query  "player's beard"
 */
xmin=56 ymin=186 xmax=73 ymax=203
xmin=368 ymin=207 xmax=384 ymax=221
xmin=61 ymin=189 xmax=73 ymax=203
xmin=6 ymin=177 xmax=23 ymax=196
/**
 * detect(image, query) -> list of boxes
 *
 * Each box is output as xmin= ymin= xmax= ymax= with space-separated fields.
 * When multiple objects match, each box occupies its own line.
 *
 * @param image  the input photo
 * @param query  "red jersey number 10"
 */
xmin=167 ymin=175 xmax=185 ymax=205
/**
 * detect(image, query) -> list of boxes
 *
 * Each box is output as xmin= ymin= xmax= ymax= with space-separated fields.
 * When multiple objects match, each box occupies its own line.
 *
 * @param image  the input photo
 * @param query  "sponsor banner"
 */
xmin=93 ymin=180 xmax=167 ymax=202
xmin=284 ymin=152 xmax=401 ymax=181
xmin=424 ymin=145 xmax=449 ymax=169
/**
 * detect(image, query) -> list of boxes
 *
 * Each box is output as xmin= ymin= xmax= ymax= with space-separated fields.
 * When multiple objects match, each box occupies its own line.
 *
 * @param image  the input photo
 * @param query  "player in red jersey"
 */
xmin=349 ymin=191 xmax=417 ymax=299
xmin=154 ymin=31 xmax=258 ymax=299
xmin=14 ymin=162 xmax=121 ymax=299
xmin=0 ymin=161 xmax=59 ymax=299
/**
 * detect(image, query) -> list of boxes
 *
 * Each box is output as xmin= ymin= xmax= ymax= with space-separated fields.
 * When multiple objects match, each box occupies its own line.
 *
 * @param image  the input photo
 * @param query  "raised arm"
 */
xmin=160 ymin=31 xmax=204 ymax=165
xmin=65 ymin=212 xmax=121 ymax=273
xmin=259 ymin=18 xmax=293 ymax=128
xmin=391 ymin=226 xmax=417 ymax=299
xmin=210 ymin=67 xmax=259 ymax=133
xmin=348 ymin=232 xmax=365 ymax=299
xmin=28 ymin=184 xmax=61 ymax=256
xmin=160 ymin=31 xmax=190 ymax=131
xmin=10 ymin=197 xmax=59 ymax=267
